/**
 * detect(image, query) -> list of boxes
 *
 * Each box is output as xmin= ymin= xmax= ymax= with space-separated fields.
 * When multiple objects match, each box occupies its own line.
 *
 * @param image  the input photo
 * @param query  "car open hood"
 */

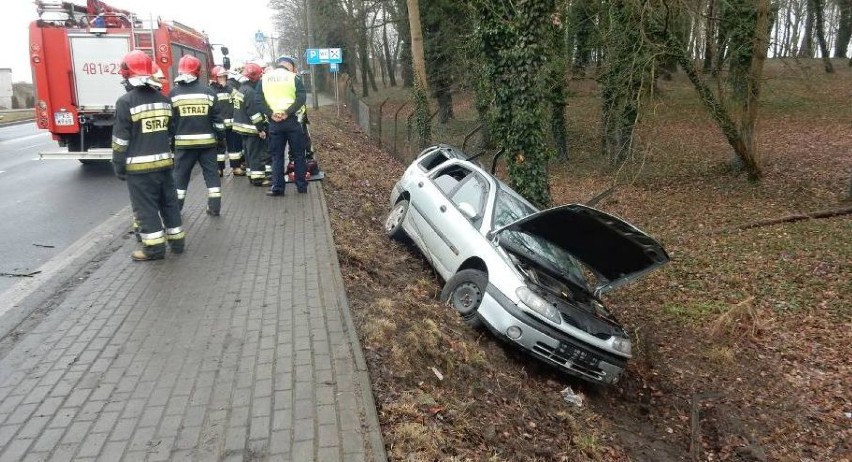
xmin=493 ymin=204 xmax=670 ymax=294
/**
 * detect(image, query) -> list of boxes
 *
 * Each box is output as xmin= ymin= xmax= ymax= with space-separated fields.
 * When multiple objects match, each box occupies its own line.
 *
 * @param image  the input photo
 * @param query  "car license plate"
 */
xmin=557 ymin=342 xmax=600 ymax=367
xmin=54 ymin=112 xmax=74 ymax=126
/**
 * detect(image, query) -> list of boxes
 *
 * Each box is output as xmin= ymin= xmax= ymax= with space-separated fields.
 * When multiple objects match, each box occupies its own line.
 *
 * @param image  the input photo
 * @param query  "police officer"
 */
xmin=256 ymin=55 xmax=308 ymax=196
xmin=231 ymin=63 xmax=267 ymax=186
xmin=112 ymin=50 xmax=184 ymax=261
xmin=210 ymin=65 xmax=244 ymax=177
xmin=170 ymin=55 xmax=225 ymax=216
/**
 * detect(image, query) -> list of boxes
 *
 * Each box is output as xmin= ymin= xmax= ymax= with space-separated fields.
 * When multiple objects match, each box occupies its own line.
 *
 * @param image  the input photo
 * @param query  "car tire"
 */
xmin=384 ymin=199 xmax=409 ymax=241
xmin=441 ymin=269 xmax=487 ymax=329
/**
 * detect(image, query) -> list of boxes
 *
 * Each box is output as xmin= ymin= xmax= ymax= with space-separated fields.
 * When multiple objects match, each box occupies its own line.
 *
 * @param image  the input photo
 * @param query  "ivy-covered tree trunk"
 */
xmin=548 ymin=13 xmax=569 ymax=161
xmin=472 ymin=0 xmax=556 ymax=207
xmin=413 ymin=79 xmax=431 ymax=149
xmin=600 ymin=0 xmax=650 ymax=164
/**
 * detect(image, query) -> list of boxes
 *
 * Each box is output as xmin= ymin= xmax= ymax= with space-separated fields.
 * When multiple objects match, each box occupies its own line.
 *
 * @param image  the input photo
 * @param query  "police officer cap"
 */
xmin=277 ymin=55 xmax=296 ymax=66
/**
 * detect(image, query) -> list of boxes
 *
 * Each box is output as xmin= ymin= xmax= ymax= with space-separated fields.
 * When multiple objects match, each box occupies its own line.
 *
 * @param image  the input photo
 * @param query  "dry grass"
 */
xmin=318 ymin=58 xmax=851 ymax=461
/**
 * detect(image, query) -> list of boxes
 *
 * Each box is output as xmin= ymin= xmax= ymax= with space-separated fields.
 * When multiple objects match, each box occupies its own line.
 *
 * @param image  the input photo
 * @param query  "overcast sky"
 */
xmin=2 ymin=0 xmax=278 ymax=83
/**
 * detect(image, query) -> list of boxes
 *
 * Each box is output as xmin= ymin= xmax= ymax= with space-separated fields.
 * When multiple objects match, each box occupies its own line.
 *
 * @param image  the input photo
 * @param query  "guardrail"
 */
xmin=0 ymin=109 xmax=36 ymax=125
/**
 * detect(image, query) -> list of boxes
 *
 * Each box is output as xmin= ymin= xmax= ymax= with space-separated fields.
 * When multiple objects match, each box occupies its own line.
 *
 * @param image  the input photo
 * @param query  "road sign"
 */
xmin=305 ymin=48 xmax=343 ymax=65
xmin=328 ymin=48 xmax=342 ymax=63
xmin=329 ymin=62 xmax=339 ymax=73
xmin=255 ymin=31 xmax=265 ymax=43
xmin=306 ymin=48 xmax=321 ymax=65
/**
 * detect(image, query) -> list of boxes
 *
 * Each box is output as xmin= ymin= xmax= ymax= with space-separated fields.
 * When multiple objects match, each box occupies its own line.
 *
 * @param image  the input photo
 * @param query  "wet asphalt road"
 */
xmin=0 ymin=122 xmax=128 ymax=296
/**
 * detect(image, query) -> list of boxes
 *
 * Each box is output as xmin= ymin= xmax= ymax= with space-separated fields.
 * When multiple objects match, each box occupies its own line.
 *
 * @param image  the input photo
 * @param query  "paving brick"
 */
xmin=76 ymin=432 xmax=108 ymax=458
xmin=1 ymin=438 xmax=33 ymax=460
xmin=32 ymin=427 xmax=64 ymax=453
xmin=17 ymin=415 xmax=51 ymax=439
xmin=0 ymin=177 xmax=385 ymax=462
xmin=98 ymin=440 xmax=128 ymax=460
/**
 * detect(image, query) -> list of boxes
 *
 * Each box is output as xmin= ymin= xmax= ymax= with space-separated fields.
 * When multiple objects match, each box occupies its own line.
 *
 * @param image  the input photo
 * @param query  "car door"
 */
xmin=413 ymin=164 xmax=488 ymax=279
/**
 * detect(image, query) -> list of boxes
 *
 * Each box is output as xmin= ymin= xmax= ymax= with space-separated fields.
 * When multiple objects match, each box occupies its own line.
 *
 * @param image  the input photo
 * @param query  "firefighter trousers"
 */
xmin=243 ymin=134 xmax=267 ymax=185
xmin=269 ymin=118 xmax=307 ymax=193
xmin=174 ymin=147 xmax=222 ymax=213
xmin=219 ymin=129 xmax=244 ymax=170
xmin=126 ymin=170 xmax=184 ymax=257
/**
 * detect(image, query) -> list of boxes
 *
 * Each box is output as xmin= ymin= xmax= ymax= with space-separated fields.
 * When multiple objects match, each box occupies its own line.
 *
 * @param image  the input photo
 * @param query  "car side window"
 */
xmin=431 ymin=165 xmax=471 ymax=195
xmin=451 ymin=175 xmax=488 ymax=222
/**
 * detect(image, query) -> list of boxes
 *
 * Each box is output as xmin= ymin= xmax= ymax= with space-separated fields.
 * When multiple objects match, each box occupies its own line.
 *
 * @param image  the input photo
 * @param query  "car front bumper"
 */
xmin=478 ymin=284 xmax=627 ymax=385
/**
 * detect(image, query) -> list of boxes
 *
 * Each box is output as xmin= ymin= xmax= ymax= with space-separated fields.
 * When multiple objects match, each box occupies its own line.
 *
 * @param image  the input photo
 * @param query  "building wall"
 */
xmin=0 ymin=69 xmax=12 ymax=109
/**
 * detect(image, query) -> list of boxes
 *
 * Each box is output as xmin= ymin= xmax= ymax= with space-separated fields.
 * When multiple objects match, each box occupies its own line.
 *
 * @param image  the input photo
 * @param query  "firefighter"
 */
xmin=256 ymin=55 xmax=308 ymax=196
xmin=210 ymin=65 xmax=230 ymax=176
xmin=231 ymin=63 xmax=268 ymax=187
xmin=170 ymin=55 xmax=225 ymax=216
xmin=112 ymin=50 xmax=184 ymax=261
xmin=225 ymin=70 xmax=246 ymax=175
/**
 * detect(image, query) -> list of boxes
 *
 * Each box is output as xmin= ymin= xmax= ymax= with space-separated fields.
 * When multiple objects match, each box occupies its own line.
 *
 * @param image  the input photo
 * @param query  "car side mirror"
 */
xmin=458 ymin=202 xmax=478 ymax=220
xmin=220 ymin=46 xmax=229 ymax=56
xmin=222 ymin=57 xmax=231 ymax=70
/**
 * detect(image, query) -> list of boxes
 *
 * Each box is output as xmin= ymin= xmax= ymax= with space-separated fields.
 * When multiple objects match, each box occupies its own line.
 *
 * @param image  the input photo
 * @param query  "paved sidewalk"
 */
xmin=0 ymin=171 xmax=386 ymax=461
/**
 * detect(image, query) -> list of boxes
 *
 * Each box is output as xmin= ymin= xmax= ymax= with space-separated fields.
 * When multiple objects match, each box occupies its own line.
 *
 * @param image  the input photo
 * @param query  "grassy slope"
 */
xmin=318 ymin=58 xmax=850 ymax=461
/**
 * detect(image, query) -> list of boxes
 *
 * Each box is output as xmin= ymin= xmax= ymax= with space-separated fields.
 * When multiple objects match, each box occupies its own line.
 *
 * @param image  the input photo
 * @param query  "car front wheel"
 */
xmin=384 ymin=199 xmax=409 ymax=241
xmin=441 ymin=269 xmax=487 ymax=329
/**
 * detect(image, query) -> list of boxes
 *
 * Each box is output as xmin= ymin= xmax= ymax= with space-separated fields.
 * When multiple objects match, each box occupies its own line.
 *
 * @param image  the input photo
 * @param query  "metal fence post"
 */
xmin=392 ymin=102 xmax=409 ymax=159
xmin=377 ymin=98 xmax=389 ymax=149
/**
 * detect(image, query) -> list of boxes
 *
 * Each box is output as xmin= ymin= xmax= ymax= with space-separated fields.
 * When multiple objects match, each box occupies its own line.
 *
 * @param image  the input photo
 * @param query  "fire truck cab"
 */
xmin=30 ymin=0 xmax=228 ymax=161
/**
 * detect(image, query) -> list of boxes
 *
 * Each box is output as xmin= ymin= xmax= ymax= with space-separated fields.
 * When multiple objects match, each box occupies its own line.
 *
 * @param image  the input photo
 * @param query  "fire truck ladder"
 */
xmin=130 ymin=15 xmax=157 ymax=60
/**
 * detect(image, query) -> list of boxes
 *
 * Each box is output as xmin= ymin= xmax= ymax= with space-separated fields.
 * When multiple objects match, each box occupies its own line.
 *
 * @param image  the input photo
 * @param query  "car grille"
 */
xmin=533 ymin=341 xmax=606 ymax=381
xmin=560 ymin=313 xmax=613 ymax=340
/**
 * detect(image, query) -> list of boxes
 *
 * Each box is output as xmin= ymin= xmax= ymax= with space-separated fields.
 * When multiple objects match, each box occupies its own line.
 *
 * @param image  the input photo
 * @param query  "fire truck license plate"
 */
xmin=54 ymin=112 xmax=74 ymax=126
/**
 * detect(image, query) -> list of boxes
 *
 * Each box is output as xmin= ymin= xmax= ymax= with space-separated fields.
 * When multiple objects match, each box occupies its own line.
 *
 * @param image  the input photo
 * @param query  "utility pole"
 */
xmin=305 ymin=0 xmax=318 ymax=109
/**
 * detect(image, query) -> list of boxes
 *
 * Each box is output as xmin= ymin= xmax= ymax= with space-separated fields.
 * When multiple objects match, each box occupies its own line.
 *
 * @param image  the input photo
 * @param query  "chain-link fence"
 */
xmin=337 ymin=76 xmax=485 ymax=165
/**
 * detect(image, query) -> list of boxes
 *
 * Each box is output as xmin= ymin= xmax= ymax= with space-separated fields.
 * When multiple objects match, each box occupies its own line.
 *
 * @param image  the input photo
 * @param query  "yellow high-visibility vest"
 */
xmin=261 ymin=68 xmax=305 ymax=115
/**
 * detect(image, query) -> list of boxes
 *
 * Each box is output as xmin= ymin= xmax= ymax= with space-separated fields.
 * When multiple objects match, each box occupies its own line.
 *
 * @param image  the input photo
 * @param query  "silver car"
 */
xmin=384 ymin=145 xmax=670 ymax=385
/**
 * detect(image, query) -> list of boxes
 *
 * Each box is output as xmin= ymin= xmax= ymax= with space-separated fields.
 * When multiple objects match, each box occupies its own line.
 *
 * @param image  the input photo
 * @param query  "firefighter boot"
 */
xmin=131 ymin=250 xmax=165 ymax=261
xmin=232 ymin=167 xmax=245 ymax=176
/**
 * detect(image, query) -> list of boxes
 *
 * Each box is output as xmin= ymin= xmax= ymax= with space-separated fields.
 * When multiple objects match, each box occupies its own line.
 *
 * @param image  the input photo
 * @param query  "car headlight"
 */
xmin=516 ymin=287 xmax=561 ymax=324
xmin=611 ymin=337 xmax=632 ymax=356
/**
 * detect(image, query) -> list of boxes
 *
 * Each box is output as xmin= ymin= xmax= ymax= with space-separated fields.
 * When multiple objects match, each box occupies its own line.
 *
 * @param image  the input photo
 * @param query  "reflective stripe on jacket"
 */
xmin=111 ymin=86 xmax=173 ymax=175
xmin=169 ymin=80 xmax=224 ymax=149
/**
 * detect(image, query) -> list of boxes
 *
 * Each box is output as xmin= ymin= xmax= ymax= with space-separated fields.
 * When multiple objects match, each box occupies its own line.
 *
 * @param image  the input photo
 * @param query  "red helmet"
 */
xmin=242 ymin=63 xmax=263 ymax=82
xmin=178 ymin=55 xmax=202 ymax=76
xmin=120 ymin=50 xmax=153 ymax=79
xmin=210 ymin=65 xmax=227 ymax=78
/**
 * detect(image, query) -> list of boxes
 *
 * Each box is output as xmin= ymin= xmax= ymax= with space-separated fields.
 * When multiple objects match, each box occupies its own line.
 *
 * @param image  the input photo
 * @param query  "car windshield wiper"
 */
xmin=499 ymin=235 xmax=593 ymax=300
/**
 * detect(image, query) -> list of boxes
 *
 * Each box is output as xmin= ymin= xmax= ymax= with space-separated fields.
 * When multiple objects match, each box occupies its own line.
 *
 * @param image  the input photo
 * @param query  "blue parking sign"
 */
xmin=306 ymin=49 xmax=321 ymax=65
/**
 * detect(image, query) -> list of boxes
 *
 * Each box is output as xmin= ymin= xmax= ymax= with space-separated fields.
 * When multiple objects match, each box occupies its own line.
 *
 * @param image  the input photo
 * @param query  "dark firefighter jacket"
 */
xmin=111 ymin=84 xmax=174 ymax=175
xmin=232 ymin=80 xmax=266 ymax=136
xmin=169 ymin=79 xmax=225 ymax=149
xmin=211 ymin=81 xmax=235 ymax=129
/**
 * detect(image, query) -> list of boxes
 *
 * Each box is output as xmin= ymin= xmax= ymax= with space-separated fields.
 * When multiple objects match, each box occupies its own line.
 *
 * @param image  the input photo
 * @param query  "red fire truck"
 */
xmin=30 ymin=0 xmax=229 ymax=161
